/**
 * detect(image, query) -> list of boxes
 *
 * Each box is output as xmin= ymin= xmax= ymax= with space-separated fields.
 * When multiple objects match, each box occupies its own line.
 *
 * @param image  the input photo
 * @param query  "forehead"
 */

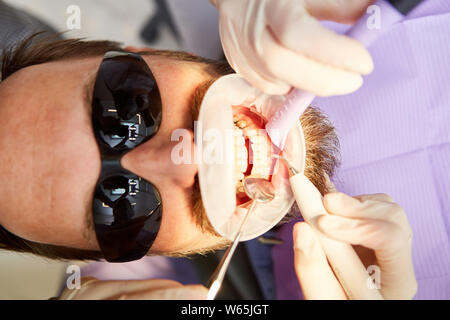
xmin=0 ymin=58 xmax=103 ymax=247
xmin=0 ymin=58 xmax=100 ymax=120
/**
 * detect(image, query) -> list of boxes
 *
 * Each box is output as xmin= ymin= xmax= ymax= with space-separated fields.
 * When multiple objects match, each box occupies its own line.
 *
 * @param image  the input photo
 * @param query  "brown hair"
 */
xmin=0 ymin=33 xmax=339 ymax=261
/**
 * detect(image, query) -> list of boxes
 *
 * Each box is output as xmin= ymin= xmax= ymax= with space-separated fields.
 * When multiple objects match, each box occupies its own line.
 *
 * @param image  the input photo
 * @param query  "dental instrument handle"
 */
xmin=289 ymin=172 xmax=383 ymax=300
xmin=207 ymin=200 xmax=257 ymax=300
xmin=266 ymin=0 xmax=410 ymax=150
xmin=207 ymin=232 xmax=242 ymax=300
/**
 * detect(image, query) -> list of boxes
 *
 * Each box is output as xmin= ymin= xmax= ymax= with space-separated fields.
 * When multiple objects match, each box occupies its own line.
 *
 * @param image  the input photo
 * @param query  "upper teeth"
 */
xmin=233 ymin=123 xmax=272 ymax=190
xmin=234 ymin=126 xmax=248 ymax=175
xmin=236 ymin=120 xmax=247 ymax=129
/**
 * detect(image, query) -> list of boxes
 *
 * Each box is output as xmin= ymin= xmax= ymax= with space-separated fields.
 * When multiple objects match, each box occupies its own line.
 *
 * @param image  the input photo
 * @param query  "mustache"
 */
xmin=191 ymin=175 xmax=221 ymax=237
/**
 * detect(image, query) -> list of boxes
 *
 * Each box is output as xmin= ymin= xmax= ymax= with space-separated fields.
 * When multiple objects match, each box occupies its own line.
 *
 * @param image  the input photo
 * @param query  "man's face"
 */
xmin=0 ymin=53 xmax=227 ymax=255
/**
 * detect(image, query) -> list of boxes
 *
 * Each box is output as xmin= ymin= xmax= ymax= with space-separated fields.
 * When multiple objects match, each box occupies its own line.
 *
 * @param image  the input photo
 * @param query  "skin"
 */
xmin=0 ymin=53 xmax=227 ymax=254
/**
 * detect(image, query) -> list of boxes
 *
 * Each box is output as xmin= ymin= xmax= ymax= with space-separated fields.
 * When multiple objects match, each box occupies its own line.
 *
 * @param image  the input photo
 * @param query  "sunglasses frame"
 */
xmin=91 ymin=51 xmax=163 ymax=263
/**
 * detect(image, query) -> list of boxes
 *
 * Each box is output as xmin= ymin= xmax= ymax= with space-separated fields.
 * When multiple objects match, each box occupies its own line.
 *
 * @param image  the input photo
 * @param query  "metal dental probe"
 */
xmin=207 ymin=177 xmax=275 ymax=300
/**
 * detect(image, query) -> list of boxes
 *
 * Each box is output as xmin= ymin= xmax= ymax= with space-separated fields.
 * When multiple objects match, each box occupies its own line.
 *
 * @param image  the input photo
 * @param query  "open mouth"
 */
xmin=197 ymin=74 xmax=306 ymax=241
xmin=232 ymin=105 xmax=276 ymax=205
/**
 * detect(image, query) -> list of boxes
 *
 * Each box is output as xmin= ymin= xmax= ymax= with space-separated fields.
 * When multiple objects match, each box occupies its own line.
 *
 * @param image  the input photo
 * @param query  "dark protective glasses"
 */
xmin=91 ymin=51 xmax=163 ymax=263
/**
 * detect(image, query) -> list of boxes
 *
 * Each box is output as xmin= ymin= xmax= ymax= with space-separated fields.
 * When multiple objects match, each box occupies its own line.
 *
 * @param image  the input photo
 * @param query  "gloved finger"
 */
xmin=303 ymin=0 xmax=373 ymax=24
xmin=266 ymin=0 xmax=374 ymax=76
xmin=323 ymin=192 xmax=412 ymax=238
xmin=234 ymin=58 xmax=292 ymax=95
xmin=259 ymin=31 xmax=364 ymax=97
xmin=353 ymin=193 xmax=396 ymax=203
xmin=293 ymin=222 xmax=347 ymax=300
xmin=317 ymin=215 xmax=409 ymax=254
xmin=220 ymin=27 xmax=291 ymax=95
xmin=110 ymin=284 xmax=208 ymax=300
xmin=65 ymin=278 xmax=183 ymax=300
xmin=59 ymin=277 xmax=100 ymax=300
xmin=323 ymin=192 xmax=393 ymax=220
xmin=242 ymin=72 xmax=291 ymax=96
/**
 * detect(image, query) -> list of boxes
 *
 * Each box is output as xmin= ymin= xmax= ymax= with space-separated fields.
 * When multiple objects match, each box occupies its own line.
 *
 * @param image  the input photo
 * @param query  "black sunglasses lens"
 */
xmin=92 ymin=52 xmax=162 ymax=156
xmin=93 ymin=173 xmax=162 ymax=262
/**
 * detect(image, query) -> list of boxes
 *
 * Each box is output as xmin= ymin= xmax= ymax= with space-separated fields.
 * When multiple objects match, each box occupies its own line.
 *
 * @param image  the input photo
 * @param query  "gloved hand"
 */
xmin=293 ymin=191 xmax=417 ymax=300
xmin=59 ymin=277 xmax=208 ymax=300
xmin=209 ymin=0 xmax=374 ymax=96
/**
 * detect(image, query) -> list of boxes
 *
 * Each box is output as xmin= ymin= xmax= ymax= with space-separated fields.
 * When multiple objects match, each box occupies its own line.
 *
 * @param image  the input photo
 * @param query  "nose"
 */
xmin=121 ymin=131 xmax=198 ymax=188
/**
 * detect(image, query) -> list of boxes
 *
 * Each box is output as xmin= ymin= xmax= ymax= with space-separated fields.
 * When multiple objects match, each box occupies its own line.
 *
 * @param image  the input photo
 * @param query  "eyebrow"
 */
xmin=83 ymin=71 xmax=97 ymax=117
xmin=81 ymin=70 xmax=98 ymax=240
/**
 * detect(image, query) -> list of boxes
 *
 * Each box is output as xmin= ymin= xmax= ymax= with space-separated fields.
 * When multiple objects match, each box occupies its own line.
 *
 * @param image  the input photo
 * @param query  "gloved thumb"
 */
xmin=266 ymin=0 xmax=374 ymax=81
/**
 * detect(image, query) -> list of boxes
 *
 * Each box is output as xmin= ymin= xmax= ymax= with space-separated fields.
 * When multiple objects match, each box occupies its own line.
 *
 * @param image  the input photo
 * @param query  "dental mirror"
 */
xmin=207 ymin=177 xmax=275 ymax=300
xmin=244 ymin=178 xmax=276 ymax=203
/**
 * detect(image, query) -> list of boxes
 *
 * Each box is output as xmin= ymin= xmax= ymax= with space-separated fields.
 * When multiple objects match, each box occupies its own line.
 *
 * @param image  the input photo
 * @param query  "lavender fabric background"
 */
xmin=273 ymin=0 xmax=450 ymax=299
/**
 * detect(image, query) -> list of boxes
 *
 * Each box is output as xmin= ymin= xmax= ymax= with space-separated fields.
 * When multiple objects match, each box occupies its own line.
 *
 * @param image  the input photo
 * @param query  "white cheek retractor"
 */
xmin=197 ymin=74 xmax=306 ymax=241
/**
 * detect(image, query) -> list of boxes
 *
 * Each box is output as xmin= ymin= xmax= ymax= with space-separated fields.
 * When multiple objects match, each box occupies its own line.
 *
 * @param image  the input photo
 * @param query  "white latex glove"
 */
xmin=209 ymin=0 xmax=374 ymax=96
xmin=59 ymin=277 xmax=208 ymax=300
xmin=293 ymin=192 xmax=417 ymax=300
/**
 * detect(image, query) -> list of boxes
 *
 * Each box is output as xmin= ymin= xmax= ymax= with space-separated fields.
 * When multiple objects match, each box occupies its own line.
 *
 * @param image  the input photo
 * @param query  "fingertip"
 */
xmin=256 ymin=80 xmax=291 ymax=95
xmin=239 ymin=65 xmax=291 ymax=95
xmin=293 ymin=222 xmax=316 ymax=252
xmin=315 ymin=73 xmax=363 ymax=97
xmin=343 ymin=38 xmax=374 ymax=75
xmin=340 ymin=74 xmax=364 ymax=95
